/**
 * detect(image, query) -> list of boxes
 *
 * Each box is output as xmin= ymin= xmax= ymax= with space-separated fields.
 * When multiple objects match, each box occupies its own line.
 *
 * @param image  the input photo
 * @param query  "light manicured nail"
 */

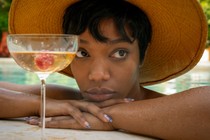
xmin=104 ymin=114 xmax=112 ymax=122
xmin=124 ymin=98 xmax=135 ymax=102
xmin=24 ymin=117 xmax=30 ymax=121
xmin=29 ymin=119 xmax=39 ymax=124
xmin=84 ymin=121 xmax=91 ymax=129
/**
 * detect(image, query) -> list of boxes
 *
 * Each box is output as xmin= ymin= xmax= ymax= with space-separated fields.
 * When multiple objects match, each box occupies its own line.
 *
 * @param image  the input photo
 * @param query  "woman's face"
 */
xmin=71 ymin=19 xmax=140 ymax=102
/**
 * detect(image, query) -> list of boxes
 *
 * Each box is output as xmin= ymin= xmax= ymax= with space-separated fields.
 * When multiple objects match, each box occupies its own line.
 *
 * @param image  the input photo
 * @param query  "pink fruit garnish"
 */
xmin=34 ymin=53 xmax=54 ymax=70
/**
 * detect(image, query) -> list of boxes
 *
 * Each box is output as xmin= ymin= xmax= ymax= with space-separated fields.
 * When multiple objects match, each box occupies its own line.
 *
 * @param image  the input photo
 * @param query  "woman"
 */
xmin=1 ymin=0 xmax=210 ymax=139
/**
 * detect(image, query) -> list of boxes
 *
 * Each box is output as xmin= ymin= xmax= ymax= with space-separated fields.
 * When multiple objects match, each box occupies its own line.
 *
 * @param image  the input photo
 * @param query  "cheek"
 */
xmin=112 ymin=62 xmax=139 ymax=94
xmin=118 ymin=63 xmax=139 ymax=84
xmin=115 ymin=52 xmax=140 ymax=84
xmin=70 ymin=60 xmax=87 ymax=89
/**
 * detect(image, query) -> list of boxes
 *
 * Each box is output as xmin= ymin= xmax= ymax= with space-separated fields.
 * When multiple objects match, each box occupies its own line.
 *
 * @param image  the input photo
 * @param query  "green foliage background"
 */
xmin=200 ymin=0 xmax=210 ymax=46
xmin=0 ymin=0 xmax=12 ymax=40
xmin=0 ymin=0 xmax=210 ymax=44
xmin=0 ymin=0 xmax=11 ymax=31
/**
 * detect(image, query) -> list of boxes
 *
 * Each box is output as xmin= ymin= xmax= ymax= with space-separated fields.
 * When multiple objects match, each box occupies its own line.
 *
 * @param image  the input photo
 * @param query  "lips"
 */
xmin=84 ymin=87 xmax=115 ymax=102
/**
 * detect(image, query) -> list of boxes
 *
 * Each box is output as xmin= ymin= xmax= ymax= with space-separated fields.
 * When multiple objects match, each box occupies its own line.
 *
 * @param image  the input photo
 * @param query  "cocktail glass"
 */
xmin=7 ymin=34 xmax=78 ymax=138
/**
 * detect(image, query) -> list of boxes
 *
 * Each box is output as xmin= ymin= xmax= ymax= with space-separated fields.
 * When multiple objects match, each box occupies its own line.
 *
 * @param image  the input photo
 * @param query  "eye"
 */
xmin=111 ymin=49 xmax=128 ymax=59
xmin=76 ymin=49 xmax=89 ymax=58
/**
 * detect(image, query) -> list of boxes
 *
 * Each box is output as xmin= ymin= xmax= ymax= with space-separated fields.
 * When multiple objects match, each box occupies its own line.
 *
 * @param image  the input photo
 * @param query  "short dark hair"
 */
xmin=63 ymin=0 xmax=152 ymax=64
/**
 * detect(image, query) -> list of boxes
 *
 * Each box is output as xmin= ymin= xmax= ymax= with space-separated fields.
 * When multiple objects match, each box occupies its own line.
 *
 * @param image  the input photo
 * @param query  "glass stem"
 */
xmin=40 ymin=78 xmax=46 ymax=136
xmin=37 ymin=73 xmax=49 ymax=139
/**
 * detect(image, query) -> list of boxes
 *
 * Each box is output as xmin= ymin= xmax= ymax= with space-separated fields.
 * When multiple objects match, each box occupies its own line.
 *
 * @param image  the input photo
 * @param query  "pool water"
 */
xmin=1 ymin=58 xmax=210 ymax=95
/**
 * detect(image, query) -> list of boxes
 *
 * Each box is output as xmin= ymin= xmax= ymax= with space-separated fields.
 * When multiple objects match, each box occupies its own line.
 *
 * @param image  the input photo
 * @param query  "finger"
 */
xmin=27 ymin=117 xmax=52 ymax=125
xmin=45 ymin=117 xmax=86 ymax=130
xmin=96 ymin=98 xmax=134 ymax=108
xmin=70 ymin=101 xmax=111 ymax=123
xmin=24 ymin=116 xmax=39 ymax=122
xmin=66 ymin=106 xmax=91 ymax=129
xmin=27 ymin=117 xmax=40 ymax=125
xmin=51 ymin=116 xmax=71 ymax=121
xmin=84 ymin=102 xmax=112 ymax=123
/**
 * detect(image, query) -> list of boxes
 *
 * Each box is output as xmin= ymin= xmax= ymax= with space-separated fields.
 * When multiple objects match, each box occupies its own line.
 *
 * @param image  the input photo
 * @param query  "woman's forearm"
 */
xmin=0 ymin=81 xmax=81 ymax=100
xmin=106 ymin=86 xmax=210 ymax=139
xmin=0 ymin=88 xmax=40 ymax=118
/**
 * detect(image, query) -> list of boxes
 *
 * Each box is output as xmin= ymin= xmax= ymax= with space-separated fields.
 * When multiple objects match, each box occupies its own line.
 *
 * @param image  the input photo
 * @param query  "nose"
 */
xmin=88 ymin=59 xmax=110 ymax=82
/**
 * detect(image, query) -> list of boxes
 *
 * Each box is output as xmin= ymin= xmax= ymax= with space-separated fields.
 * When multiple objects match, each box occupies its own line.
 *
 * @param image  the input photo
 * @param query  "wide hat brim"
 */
xmin=9 ymin=0 xmax=208 ymax=85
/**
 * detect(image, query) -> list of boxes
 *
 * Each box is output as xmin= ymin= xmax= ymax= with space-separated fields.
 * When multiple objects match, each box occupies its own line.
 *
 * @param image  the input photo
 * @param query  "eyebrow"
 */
xmin=80 ymin=39 xmax=89 ymax=44
xmin=109 ymin=38 xmax=132 ymax=44
xmin=80 ymin=38 xmax=132 ymax=45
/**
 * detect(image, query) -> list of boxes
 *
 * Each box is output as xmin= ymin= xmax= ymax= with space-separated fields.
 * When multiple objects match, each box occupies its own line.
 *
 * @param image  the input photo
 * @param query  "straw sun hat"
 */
xmin=8 ymin=0 xmax=207 ymax=85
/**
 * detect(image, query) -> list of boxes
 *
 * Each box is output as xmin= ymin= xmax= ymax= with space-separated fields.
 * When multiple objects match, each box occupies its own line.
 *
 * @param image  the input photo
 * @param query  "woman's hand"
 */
xmin=44 ymin=113 xmax=115 ymax=130
xmin=44 ymin=99 xmax=111 ymax=128
xmin=31 ymin=98 xmax=133 ymax=128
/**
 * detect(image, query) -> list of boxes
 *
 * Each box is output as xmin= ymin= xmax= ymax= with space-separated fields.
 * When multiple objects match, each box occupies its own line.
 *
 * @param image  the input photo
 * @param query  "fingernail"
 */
xmin=29 ymin=119 xmax=39 ymax=124
xmin=84 ymin=121 xmax=91 ymax=129
xmin=104 ymin=114 xmax=112 ymax=122
xmin=124 ymin=98 xmax=134 ymax=102
xmin=24 ymin=117 xmax=30 ymax=121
